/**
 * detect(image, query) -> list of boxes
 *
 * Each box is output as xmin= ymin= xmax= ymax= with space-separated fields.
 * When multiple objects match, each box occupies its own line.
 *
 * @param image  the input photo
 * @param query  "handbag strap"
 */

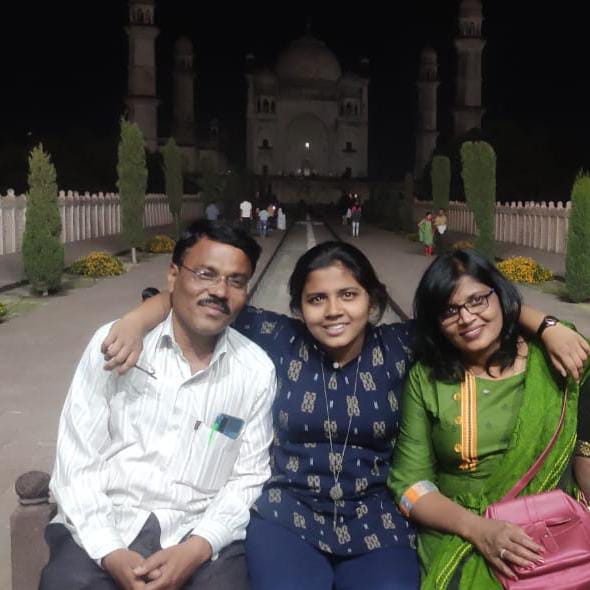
xmin=503 ymin=386 xmax=568 ymax=501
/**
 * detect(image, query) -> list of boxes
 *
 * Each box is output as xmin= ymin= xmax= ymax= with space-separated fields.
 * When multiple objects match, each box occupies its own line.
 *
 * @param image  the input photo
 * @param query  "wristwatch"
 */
xmin=536 ymin=315 xmax=559 ymax=338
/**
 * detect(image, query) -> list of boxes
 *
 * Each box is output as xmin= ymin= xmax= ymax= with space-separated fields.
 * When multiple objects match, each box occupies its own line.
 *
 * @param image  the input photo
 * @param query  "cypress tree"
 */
xmin=565 ymin=171 xmax=590 ymax=301
xmin=162 ymin=137 xmax=184 ymax=239
xmin=461 ymin=141 xmax=496 ymax=260
xmin=117 ymin=120 xmax=147 ymax=264
xmin=431 ymin=155 xmax=451 ymax=212
xmin=22 ymin=144 xmax=64 ymax=294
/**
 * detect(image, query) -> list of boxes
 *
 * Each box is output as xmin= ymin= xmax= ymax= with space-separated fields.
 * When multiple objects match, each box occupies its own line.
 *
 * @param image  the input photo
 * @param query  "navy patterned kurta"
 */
xmin=233 ymin=306 xmax=417 ymax=556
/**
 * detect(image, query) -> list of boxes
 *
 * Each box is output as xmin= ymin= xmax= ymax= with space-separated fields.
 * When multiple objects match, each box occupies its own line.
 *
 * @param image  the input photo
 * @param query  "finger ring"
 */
xmin=500 ymin=548 xmax=507 ymax=560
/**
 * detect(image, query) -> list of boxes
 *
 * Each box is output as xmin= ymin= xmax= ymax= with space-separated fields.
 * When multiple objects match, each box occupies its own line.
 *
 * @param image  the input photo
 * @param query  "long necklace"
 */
xmin=320 ymin=354 xmax=361 ymax=530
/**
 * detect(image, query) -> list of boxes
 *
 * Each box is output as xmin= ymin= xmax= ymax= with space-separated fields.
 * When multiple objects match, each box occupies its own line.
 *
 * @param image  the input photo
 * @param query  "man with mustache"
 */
xmin=40 ymin=220 xmax=277 ymax=590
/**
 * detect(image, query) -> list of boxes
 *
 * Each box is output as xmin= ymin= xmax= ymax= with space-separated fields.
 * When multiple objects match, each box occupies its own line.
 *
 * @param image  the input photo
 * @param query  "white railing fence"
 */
xmin=0 ymin=190 xmax=202 ymax=255
xmin=414 ymin=200 xmax=572 ymax=254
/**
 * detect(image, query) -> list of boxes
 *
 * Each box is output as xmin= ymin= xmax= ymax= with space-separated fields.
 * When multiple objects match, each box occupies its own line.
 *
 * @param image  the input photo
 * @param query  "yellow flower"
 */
xmin=497 ymin=257 xmax=552 ymax=284
xmin=69 ymin=252 xmax=125 ymax=278
xmin=146 ymin=235 xmax=175 ymax=253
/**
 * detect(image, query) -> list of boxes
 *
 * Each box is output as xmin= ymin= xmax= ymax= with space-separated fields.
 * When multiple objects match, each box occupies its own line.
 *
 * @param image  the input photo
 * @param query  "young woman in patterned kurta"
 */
xmin=102 ymin=239 xmax=589 ymax=590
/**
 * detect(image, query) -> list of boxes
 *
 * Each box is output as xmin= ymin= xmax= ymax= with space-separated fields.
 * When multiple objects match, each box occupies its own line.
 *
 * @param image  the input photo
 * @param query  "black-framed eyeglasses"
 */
xmin=180 ymin=264 xmax=249 ymax=291
xmin=440 ymin=289 xmax=495 ymax=323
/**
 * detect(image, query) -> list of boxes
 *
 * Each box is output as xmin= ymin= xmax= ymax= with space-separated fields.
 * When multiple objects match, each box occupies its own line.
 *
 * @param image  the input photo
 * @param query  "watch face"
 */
xmin=545 ymin=316 xmax=559 ymax=326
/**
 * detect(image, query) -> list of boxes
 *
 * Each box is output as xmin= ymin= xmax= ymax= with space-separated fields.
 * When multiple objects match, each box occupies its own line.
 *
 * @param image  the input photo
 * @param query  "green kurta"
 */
xmin=418 ymin=219 xmax=434 ymax=246
xmin=388 ymin=342 xmax=586 ymax=589
xmin=389 ymin=368 xmax=525 ymax=575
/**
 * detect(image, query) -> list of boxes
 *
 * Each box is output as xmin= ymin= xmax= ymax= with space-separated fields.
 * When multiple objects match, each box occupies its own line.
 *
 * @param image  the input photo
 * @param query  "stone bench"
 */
xmin=10 ymin=471 xmax=55 ymax=590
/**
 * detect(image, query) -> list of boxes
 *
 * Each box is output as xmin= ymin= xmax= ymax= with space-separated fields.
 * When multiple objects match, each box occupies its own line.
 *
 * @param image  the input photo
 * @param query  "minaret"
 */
xmin=125 ymin=0 xmax=159 ymax=151
xmin=172 ymin=37 xmax=196 ymax=148
xmin=171 ymin=37 xmax=197 ymax=173
xmin=414 ymin=47 xmax=439 ymax=180
xmin=453 ymin=0 xmax=486 ymax=136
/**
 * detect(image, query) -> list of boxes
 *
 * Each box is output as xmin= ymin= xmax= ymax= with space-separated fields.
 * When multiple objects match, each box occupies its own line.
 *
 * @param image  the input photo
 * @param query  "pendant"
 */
xmin=329 ymin=483 xmax=343 ymax=501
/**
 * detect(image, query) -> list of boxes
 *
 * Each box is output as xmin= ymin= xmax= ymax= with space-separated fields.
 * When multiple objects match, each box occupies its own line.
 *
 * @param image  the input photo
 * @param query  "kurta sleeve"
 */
xmin=388 ymin=362 xmax=439 ymax=511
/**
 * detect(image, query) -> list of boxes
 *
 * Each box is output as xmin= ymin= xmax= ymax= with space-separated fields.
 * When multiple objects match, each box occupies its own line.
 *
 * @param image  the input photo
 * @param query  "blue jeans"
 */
xmin=246 ymin=513 xmax=419 ymax=590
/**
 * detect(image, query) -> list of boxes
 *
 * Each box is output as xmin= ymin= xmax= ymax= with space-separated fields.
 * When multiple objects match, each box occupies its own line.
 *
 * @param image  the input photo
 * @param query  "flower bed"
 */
xmin=497 ymin=256 xmax=553 ymax=284
xmin=146 ymin=234 xmax=176 ymax=254
xmin=69 ymin=252 xmax=125 ymax=278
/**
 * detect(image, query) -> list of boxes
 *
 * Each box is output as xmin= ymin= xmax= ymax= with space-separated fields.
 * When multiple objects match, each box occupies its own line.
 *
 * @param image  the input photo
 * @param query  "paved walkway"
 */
xmin=1 ymin=221 xmax=589 ymax=590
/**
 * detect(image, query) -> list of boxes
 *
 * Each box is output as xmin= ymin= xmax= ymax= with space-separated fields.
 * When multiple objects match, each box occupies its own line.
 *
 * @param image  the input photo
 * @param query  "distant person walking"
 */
xmin=418 ymin=212 xmax=434 ymax=256
xmin=258 ymin=208 xmax=269 ymax=238
xmin=350 ymin=201 xmax=362 ymax=237
xmin=205 ymin=201 xmax=220 ymax=221
xmin=433 ymin=208 xmax=448 ymax=254
xmin=239 ymin=199 xmax=252 ymax=234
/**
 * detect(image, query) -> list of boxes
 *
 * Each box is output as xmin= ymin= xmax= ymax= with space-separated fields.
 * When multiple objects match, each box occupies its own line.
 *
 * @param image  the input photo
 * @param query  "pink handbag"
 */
xmin=484 ymin=388 xmax=590 ymax=589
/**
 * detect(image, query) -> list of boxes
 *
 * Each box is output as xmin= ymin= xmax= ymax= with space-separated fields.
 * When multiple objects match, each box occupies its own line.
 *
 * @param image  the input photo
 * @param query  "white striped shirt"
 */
xmin=50 ymin=312 xmax=276 ymax=561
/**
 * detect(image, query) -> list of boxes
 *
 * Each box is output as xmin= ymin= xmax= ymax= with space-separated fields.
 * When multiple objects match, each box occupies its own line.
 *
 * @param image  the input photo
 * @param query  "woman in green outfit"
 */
xmin=388 ymin=248 xmax=590 ymax=589
xmin=418 ymin=212 xmax=434 ymax=256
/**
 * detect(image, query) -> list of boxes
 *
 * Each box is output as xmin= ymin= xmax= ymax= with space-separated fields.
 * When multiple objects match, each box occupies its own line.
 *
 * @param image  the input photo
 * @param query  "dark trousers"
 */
xmin=245 ymin=513 xmax=419 ymax=590
xmin=40 ymin=514 xmax=250 ymax=590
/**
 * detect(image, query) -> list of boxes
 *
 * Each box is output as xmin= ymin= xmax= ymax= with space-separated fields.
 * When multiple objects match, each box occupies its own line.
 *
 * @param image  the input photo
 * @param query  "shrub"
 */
xmin=117 ymin=119 xmax=147 ymax=264
xmin=21 ymin=145 xmax=64 ymax=294
xmin=461 ymin=141 xmax=496 ymax=260
xmin=0 ymin=302 xmax=8 ymax=320
xmin=146 ymin=234 xmax=175 ymax=253
xmin=69 ymin=252 xmax=125 ymax=278
xmin=565 ymin=171 xmax=590 ymax=302
xmin=497 ymin=256 xmax=553 ymax=284
xmin=431 ymin=155 xmax=451 ymax=212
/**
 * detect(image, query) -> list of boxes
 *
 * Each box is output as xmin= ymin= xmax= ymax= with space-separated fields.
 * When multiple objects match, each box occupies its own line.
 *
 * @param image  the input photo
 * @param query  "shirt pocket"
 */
xmin=173 ymin=422 xmax=243 ymax=493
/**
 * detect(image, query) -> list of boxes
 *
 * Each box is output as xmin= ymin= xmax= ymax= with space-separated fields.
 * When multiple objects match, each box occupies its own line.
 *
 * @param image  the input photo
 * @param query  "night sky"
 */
xmin=2 ymin=1 xmax=589 ymax=198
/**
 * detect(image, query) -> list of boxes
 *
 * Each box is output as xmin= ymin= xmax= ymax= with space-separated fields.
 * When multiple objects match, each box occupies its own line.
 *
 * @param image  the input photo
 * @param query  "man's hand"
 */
xmin=132 ymin=536 xmax=213 ymax=590
xmin=102 ymin=548 xmax=147 ymax=590
xmin=541 ymin=323 xmax=590 ymax=382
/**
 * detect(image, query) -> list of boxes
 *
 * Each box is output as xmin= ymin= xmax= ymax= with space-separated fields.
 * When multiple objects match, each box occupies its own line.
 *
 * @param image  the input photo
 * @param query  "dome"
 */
xmin=175 ymin=36 xmax=193 ymax=54
xmin=459 ymin=0 xmax=483 ymax=18
xmin=276 ymin=36 xmax=342 ymax=82
xmin=420 ymin=47 xmax=437 ymax=63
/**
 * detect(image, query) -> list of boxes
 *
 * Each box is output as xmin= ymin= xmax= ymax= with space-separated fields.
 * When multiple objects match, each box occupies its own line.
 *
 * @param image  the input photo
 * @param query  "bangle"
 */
xmin=400 ymin=480 xmax=438 ymax=517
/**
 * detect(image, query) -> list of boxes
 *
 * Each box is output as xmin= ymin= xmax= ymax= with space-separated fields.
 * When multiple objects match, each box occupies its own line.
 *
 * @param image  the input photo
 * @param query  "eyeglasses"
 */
xmin=440 ymin=289 xmax=495 ymax=323
xmin=180 ymin=264 xmax=249 ymax=291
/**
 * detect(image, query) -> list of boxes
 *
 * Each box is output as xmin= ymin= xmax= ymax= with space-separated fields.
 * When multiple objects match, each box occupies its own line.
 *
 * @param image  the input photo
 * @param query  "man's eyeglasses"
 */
xmin=440 ymin=289 xmax=495 ymax=323
xmin=180 ymin=264 xmax=249 ymax=291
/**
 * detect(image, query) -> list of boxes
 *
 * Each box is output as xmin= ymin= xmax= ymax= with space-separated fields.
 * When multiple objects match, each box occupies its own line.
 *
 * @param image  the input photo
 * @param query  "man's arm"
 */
xmin=519 ymin=305 xmax=589 ymax=381
xmin=50 ymin=323 xmax=127 ymax=562
xmin=133 ymin=365 xmax=277 ymax=588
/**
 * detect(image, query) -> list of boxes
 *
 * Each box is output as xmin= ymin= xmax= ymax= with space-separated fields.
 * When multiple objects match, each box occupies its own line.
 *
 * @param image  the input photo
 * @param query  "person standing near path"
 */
xmin=205 ymin=201 xmax=220 ymax=221
xmin=418 ymin=212 xmax=434 ymax=256
xmin=350 ymin=200 xmax=362 ymax=237
xmin=41 ymin=220 xmax=276 ymax=590
xmin=257 ymin=208 xmax=269 ymax=238
xmin=239 ymin=199 xmax=253 ymax=234
xmin=433 ymin=208 xmax=448 ymax=254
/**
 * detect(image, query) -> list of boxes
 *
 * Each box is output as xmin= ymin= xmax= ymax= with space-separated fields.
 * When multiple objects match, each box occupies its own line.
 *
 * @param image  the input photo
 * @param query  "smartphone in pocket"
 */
xmin=214 ymin=413 xmax=245 ymax=440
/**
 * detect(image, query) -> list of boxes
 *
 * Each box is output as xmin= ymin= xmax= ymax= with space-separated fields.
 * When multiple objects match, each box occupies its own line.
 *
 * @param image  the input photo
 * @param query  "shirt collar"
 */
xmin=158 ymin=311 xmax=229 ymax=366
